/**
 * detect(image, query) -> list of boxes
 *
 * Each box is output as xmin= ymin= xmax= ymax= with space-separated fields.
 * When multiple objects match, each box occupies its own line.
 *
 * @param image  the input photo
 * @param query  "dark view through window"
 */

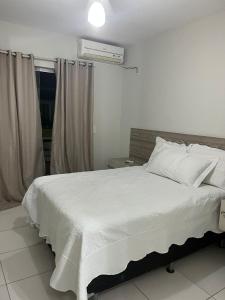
xmin=36 ymin=70 xmax=56 ymax=174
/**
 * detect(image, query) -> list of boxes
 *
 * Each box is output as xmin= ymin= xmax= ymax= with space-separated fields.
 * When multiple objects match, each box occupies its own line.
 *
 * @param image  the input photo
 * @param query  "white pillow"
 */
xmin=146 ymin=144 xmax=218 ymax=187
xmin=145 ymin=136 xmax=187 ymax=166
xmin=189 ymin=144 xmax=225 ymax=190
xmin=155 ymin=136 xmax=187 ymax=150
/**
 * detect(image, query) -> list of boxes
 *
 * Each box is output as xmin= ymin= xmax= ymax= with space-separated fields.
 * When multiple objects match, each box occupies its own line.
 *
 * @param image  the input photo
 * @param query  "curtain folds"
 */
xmin=0 ymin=52 xmax=45 ymax=210
xmin=51 ymin=59 xmax=94 ymax=174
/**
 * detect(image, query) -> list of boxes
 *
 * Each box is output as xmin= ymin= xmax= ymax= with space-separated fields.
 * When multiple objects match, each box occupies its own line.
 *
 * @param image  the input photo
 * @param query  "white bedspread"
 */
xmin=22 ymin=166 xmax=225 ymax=300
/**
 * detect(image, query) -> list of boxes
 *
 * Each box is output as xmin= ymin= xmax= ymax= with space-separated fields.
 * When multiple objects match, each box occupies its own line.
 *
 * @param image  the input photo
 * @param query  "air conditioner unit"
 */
xmin=78 ymin=39 xmax=124 ymax=64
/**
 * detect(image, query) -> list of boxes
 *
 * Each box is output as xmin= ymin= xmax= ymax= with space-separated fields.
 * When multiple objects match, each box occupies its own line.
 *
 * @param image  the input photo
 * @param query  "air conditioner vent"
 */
xmin=78 ymin=39 xmax=124 ymax=64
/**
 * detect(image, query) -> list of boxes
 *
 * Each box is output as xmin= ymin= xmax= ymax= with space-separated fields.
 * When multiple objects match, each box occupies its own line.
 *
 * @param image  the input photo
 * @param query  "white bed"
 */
xmin=22 ymin=165 xmax=225 ymax=300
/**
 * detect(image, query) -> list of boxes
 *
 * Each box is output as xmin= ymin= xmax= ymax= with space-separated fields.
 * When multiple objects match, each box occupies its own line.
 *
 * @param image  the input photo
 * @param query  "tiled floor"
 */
xmin=0 ymin=206 xmax=225 ymax=300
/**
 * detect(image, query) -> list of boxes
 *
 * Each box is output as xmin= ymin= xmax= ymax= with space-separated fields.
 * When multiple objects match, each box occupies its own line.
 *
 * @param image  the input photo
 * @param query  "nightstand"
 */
xmin=219 ymin=200 xmax=225 ymax=231
xmin=219 ymin=200 xmax=225 ymax=248
xmin=108 ymin=157 xmax=141 ymax=169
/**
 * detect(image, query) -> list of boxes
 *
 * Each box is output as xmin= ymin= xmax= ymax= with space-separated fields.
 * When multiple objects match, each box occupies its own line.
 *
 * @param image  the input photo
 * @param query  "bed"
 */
xmin=22 ymin=129 xmax=225 ymax=300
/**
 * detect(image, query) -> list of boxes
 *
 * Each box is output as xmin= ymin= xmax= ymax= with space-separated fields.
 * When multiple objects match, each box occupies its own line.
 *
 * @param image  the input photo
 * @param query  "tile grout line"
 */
xmin=174 ymin=268 xmax=214 ymax=297
xmin=0 ymin=261 xmax=12 ymax=300
xmin=210 ymin=286 xmax=225 ymax=298
xmin=0 ymin=224 xmax=28 ymax=233
xmin=6 ymin=269 xmax=53 ymax=285
xmin=0 ymin=241 xmax=44 ymax=256
xmin=176 ymin=266 xmax=225 ymax=298
xmin=0 ymin=243 xmax=55 ymax=285
xmin=0 ymin=208 xmax=55 ymax=297
xmin=132 ymin=281 xmax=151 ymax=300
xmin=0 ymin=210 xmax=55 ymax=294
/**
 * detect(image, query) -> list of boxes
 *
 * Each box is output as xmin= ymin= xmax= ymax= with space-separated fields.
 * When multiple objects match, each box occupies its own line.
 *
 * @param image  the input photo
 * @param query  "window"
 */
xmin=36 ymin=69 xmax=56 ymax=174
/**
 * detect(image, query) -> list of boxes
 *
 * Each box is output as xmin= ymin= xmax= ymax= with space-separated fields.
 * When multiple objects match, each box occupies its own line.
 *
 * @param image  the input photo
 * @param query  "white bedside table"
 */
xmin=219 ymin=200 xmax=225 ymax=232
xmin=108 ymin=157 xmax=141 ymax=169
xmin=219 ymin=200 xmax=225 ymax=248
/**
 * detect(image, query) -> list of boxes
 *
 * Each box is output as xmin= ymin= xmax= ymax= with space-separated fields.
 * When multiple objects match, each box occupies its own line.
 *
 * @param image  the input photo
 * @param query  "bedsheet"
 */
xmin=22 ymin=166 xmax=225 ymax=300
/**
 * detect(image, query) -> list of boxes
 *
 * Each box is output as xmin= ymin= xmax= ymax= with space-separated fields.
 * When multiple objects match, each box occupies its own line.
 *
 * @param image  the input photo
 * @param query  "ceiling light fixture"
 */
xmin=88 ymin=1 xmax=105 ymax=28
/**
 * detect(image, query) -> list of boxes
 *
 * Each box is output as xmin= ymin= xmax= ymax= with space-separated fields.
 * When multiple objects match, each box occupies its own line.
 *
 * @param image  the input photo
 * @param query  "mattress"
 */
xmin=22 ymin=166 xmax=225 ymax=300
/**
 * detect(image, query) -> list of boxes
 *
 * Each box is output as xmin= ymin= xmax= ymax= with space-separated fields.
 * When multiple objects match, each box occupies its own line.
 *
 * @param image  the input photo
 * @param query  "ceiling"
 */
xmin=0 ymin=0 xmax=225 ymax=45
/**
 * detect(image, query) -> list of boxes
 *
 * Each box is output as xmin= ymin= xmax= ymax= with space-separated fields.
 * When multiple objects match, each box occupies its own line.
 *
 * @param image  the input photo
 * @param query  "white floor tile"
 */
xmin=0 ymin=206 xmax=27 ymax=231
xmin=0 ymin=243 xmax=55 ymax=283
xmin=134 ymin=267 xmax=209 ymax=300
xmin=214 ymin=288 xmax=225 ymax=300
xmin=99 ymin=282 xmax=147 ymax=300
xmin=0 ymin=285 xmax=10 ymax=300
xmin=175 ymin=245 xmax=225 ymax=295
xmin=8 ymin=272 xmax=77 ymax=300
xmin=0 ymin=226 xmax=42 ymax=254
xmin=0 ymin=263 xmax=5 ymax=286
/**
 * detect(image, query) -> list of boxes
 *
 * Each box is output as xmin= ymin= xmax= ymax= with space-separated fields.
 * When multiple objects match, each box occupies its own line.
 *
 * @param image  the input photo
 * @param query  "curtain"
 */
xmin=51 ymin=59 xmax=94 ymax=174
xmin=0 ymin=52 xmax=45 ymax=210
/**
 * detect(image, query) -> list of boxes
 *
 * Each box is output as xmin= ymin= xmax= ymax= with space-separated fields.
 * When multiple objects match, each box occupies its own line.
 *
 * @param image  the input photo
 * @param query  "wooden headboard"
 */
xmin=129 ymin=128 xmax=225 ymax=164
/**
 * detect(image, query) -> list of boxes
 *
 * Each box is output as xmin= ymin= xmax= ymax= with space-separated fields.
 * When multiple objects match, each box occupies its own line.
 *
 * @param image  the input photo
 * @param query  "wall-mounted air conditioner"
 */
xmin=78 ymin=39 xmax=124 ymax=64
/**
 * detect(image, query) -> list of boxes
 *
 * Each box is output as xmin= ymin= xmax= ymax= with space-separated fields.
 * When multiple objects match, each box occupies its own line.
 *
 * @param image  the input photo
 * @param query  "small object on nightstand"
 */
xmin=108 ymin=157 xmax=141 ymax=169
xmin=125 ymin=159 xmax=134 ymax=164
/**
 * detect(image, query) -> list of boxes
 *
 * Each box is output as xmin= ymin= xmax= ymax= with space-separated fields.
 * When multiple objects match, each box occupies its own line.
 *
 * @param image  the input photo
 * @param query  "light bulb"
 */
xmin=88 ymin=2 xmax=105 ymax=28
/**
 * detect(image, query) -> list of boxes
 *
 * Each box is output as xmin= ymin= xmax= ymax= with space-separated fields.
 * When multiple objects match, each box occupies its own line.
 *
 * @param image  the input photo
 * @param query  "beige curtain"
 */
xmin=51 ymin=59 xmax=94 ymax=174
xmin=0 ymin=52 xmax=45 ymax=210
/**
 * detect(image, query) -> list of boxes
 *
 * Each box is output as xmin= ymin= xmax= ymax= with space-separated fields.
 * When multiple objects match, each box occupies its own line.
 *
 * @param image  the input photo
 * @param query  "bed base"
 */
xmin=166 ymin=262 xmax=175 ymax=273
xmin=219 ymin=238 xmax=225 ymax=248
xmin=87 ymin=231 xmax=225 ymax=295
xmin=88 ymin=261 xmax=175 ymax=300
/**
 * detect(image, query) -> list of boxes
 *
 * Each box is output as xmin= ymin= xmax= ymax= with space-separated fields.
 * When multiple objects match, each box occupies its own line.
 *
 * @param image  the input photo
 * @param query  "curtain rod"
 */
xmin=0 ymin=49 xmax=139 ymax=72
xmin=0 ymin=49 xmax=93 ymax=67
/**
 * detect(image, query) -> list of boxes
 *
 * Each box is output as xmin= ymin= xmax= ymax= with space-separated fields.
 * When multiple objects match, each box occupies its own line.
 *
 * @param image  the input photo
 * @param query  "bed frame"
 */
xmin=88 ymin=128 xmax=225 ymax=298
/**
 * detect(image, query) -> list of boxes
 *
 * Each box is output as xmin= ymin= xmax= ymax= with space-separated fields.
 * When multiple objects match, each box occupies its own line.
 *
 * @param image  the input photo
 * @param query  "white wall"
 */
xmin=94 ymin=63 xmax=123 ymax=168
xmin=120 ymin=45 xmax=145 ymax=156
xmin=3 ymin=10 xmax=225 ymax=166
xmin=121 ymin=10 xmax=225 ymax=153
xmin=0 ymin=20 xmax=123 ymax=169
